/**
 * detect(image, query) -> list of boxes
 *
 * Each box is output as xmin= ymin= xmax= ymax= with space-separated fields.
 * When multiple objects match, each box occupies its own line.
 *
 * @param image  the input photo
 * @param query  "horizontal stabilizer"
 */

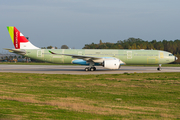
xmin=4 ymin=48 xmax=26 ymax=55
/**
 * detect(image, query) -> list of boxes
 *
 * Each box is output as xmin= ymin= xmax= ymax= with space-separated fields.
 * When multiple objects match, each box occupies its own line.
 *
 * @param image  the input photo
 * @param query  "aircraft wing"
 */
xmin=49 ymin=50 xmax=104 ymax=62
xmin=49 ymin=50 xmax=125 ymax=66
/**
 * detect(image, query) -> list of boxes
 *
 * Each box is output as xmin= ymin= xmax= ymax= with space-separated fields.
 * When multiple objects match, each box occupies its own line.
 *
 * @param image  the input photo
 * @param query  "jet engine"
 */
xmin=103 ymin=59 xmax=121 ymax=69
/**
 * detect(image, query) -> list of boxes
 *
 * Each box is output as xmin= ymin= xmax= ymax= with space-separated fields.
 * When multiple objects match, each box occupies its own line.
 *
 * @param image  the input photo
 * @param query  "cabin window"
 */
xmin=169 ymin=54 xmax=173 ymax=56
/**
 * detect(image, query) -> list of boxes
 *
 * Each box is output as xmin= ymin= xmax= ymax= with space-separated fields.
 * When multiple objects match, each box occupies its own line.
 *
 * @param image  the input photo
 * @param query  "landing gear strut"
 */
xmin=85 ymin=67 xmax=96 ymax=71
xmin=157 ymin=64 xmax=162 ymax=71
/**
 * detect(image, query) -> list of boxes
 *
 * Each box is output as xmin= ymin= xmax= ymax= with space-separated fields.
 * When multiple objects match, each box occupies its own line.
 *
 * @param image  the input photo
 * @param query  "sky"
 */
xmin=0 ymin=0 xmax=180 ymax=52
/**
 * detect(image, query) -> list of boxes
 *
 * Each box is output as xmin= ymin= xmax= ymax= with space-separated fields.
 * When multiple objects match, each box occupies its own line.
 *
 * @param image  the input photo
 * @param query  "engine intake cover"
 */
xmin=103 ymin=59 xmax=120 ymax=69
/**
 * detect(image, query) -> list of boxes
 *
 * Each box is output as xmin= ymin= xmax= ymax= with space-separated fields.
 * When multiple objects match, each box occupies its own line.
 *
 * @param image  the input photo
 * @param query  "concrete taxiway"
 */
xmin=0 ymin=65 xmax=179 ymax=74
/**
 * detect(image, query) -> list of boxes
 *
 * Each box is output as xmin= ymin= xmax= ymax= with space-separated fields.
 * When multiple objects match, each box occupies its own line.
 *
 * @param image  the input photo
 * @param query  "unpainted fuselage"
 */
xmin=23 ymin=49 xmax=175 ymax=65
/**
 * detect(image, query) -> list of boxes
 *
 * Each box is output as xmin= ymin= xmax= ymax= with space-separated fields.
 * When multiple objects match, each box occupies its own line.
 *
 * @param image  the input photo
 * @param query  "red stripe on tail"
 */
xmin=14 ymin=27 xmax=29 ymax=49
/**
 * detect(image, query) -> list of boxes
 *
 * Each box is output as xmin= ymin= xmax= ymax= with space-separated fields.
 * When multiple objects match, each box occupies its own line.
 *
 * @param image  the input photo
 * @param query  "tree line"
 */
xmin=83 ymin=38 xmax=180 ymax=63
xmin=41 ymin=45 xmax=69 ymax=49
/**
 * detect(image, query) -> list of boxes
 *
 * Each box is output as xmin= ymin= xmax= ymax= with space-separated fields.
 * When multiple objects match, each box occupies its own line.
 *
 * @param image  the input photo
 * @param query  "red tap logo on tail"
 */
xmin=13 ymin=27 xmax=29 ymax=49
xmin=7 ymin=26 xmax=39 ymax=49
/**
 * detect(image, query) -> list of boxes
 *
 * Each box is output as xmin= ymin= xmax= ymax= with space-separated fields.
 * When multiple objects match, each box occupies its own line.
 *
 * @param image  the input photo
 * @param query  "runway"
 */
xmin=0 ymin=65 xmax=179 ymax=74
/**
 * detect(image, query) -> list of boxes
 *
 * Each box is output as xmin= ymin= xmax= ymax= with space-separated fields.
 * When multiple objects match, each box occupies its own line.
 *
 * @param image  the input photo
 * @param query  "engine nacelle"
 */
xmin=103 ymin=59 xmax=121 ymax=69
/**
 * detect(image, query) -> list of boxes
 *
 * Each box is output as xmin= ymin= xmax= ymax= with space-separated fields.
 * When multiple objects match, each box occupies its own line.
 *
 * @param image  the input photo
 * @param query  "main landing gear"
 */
xmin=84 ymin=61 xmax=96 ymax=71
xmin=85 ymin=67 xmax=96 ymax=71
xmin=157 ymin=64 xmax=162 ymax=71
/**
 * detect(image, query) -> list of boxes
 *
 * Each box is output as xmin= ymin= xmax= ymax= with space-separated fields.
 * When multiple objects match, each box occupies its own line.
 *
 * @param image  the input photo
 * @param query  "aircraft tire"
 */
xmin=93 ymin=67 xmax=96 ymax=71
xmin=85 ymin=67 xmax=89 ymax=71
xmin=157 ymin=68 xmax=162 ymax=71
xmin=90 ymin=67 xmax=94 ymax=71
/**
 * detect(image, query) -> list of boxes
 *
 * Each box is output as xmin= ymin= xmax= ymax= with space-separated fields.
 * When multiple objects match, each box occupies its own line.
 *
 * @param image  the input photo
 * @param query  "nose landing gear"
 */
xmin=157 ymin=64 xmax=162 ymax=71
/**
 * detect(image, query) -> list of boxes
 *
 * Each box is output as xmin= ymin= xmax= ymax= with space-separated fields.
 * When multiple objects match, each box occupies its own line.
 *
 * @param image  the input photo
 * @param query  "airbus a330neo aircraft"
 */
xmin=5 ymin=26 xmax=178 ymax=71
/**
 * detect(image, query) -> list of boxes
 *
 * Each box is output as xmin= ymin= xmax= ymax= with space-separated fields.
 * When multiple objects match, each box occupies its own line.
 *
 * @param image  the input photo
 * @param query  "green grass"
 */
xmin=0 ymin=73 xmax=180 ymax=119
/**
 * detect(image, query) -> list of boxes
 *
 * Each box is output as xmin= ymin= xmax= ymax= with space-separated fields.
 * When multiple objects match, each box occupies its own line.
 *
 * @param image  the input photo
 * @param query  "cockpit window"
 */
xmin=169 ymin=54 xmax=173 ymax=56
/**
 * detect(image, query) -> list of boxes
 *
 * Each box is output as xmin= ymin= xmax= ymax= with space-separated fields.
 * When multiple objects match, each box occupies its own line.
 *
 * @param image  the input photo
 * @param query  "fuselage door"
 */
xmin=159 ymin=52 xmax=164 ymax=59
xmin=127 ymin=51 xmax=132 ymax=59
xmin=37 ymin=50 xmax=44 ymax=57
xmin=78 ymin=51 xmax=82 ymax=55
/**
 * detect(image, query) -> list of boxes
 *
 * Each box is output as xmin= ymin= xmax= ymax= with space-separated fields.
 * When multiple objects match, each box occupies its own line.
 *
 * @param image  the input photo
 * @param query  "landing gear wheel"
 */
xmin=85 ymin=67 xmax=89 ymax=71
xmin=90 ymin=67 xmax=96 ymax=71
xmin=90 ymin=67 xmax=94 ymax=71
xmin=84 ymin=67 xmax=96 ymax=71
xmin=157 ymin=68 xmax=162 ymax=71
xmin=93 ymin=67 xmax=96 ymax=71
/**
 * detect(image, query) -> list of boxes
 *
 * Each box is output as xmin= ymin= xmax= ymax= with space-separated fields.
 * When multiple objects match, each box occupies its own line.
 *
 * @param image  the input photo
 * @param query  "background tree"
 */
xmin=131 ymin=43 xmax=137 ymax=49
xmin=61 ymin=45 xmax=69 ymax=49
xmin=99 ymin=40 xmax=103 ymax=45
xmin=47 ymin=46 xmax=53 ymax=49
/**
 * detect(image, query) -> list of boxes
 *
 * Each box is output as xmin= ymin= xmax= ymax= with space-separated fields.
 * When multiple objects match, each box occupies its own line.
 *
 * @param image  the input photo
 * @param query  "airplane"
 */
xmin=5 ymin=26 xmax=178 ymax=71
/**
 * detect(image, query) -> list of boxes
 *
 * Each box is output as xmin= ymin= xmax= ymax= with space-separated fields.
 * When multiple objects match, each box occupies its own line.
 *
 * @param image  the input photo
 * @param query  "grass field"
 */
xmin=0 ymin=72 xmax=180 ymax=119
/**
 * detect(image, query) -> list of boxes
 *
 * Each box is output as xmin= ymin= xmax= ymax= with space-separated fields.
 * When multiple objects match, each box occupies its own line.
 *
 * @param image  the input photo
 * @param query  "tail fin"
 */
xmin=7 ymin=26 xmax=39 ymax=49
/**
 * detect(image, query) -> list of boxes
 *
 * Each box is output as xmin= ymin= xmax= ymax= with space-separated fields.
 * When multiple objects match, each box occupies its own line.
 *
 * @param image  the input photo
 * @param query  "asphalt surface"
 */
xmin=0 ymin=65 xmax=179 ymax=74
